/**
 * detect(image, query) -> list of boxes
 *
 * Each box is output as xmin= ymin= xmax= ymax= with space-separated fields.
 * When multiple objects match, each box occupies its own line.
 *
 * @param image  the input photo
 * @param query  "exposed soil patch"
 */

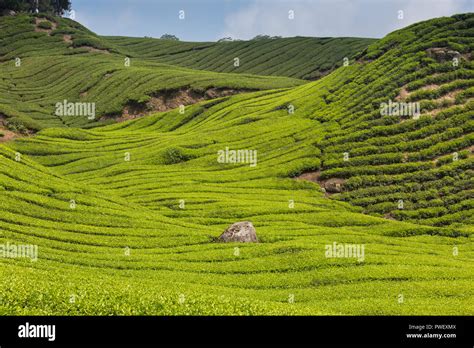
xmin=297 ymin=170 xmax=321 ymax=182
xmin=294 ymin=170 xmax=345 ymax=197
xmin=0 ymin=127 xmax=19 ymax=142
xmin=426 ymin=90 xmax=467 ymax=117
xmin=402 ymin=152 xmax=409 ymax=162
xmin=63 ymin=34 xmax=73 ymax=43
xmin=397 ymin=84 xmax=469 ymax=119
xmin=439 ymin=89 xmax=462 ymax=102
xmin=34 ymin=18 xmax=57 ymax=35
xmin=395 ymin=86 xmax=410 ymax=101
xmin=0 ymin=115 xmax=27 ymax=142
xmin=420 ymin=84 xmax=439 ymax=91
xmin=396 ymin=80 xmax=455 ymax=102
xmin=103 ymin=87 xmax=254 ymax=122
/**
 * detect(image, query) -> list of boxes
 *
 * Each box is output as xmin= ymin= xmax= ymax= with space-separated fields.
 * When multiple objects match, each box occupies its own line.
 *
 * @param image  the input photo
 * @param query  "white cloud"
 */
xmin=219 ymin=0 xmax=473 ymax=40
xmin=395 ymin=0 xmax=468 ymax=28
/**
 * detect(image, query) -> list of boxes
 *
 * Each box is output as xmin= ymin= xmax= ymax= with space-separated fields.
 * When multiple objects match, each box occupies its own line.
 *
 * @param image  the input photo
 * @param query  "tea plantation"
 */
xmin=0 ymin=14 xmax=304 ymax=131
xmin=106 ymin=35 xmax=376 ymax=80
xmin=0 ymin=13 xmax=473 ymax=315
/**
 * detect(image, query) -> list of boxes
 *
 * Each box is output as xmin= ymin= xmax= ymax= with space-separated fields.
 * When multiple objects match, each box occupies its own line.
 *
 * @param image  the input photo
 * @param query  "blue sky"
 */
xmin=72 ymin=0 xmax=473 ymax=41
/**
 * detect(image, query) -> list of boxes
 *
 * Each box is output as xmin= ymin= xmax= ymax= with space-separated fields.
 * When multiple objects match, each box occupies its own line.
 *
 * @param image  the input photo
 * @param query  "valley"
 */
xmin=0 ymin=11 xmax=472 ymax=315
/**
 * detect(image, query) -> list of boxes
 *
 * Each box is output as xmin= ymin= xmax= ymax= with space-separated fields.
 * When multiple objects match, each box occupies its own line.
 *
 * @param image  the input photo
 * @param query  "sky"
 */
xmin=71 ymin=0 xmax=473 ymax=41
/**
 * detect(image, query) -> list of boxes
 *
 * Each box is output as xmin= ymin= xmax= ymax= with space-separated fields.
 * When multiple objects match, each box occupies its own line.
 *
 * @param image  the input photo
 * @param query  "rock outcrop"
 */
xmin=323 ymin=178 xmax=344 ymax=193
xmin=217 ymin=221 xmax=258 ymax=243
xmin=426 ymin=47 xmax=461 ymax=62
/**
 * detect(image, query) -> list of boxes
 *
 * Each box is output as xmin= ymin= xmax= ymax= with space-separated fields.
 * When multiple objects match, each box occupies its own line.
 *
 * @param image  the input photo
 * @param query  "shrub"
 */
xmin=72 ymin=37 xmax=108 ymax=50
xmin=285 ymin=159 xmax=321 ymax=178
xmin=5 ymin=118 xmax=27 ymax=134
xmin=37 ymin=21 xmax=53 ymax=30
xmin=163 ymin=147 xmax=194 ymax=165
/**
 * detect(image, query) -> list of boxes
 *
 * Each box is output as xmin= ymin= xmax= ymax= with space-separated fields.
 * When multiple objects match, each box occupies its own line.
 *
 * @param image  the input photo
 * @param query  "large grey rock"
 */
xmin=426 ymin=47 xmax=461 ymax=62
xmin=324 ymin=178 xmax=344 ymax=193
xmin=218 ymin=221 xmax=258 ymax=243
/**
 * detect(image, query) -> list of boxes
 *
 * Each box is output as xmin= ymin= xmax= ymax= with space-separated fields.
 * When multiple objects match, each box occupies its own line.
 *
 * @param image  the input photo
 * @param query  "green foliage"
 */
xmin=0 ymin=0 xmax=71 ymax=15
xmin=0 ymin=12 xmax=473 ymax=316
xmin=72 ymin=37 xmax=109 ymax=50
xmin=252 ymin=34 xmax=282 ymax=40
xmin=160 ymin=34 xmax=179 ymax=41
xmin=36 ymin=20 xmax=52 ymax=29
xmin=163 ymin=147 xmax=194 ymax=164
xmin=312 ymin=13 xmax=474 ymax=225
xmin=5 ymin=117 xmax=27 ymax=133
xmin=0 ymin=15 xmax=303 ymax=130
xmin=107 ymin=35 xmax=375 ymax=80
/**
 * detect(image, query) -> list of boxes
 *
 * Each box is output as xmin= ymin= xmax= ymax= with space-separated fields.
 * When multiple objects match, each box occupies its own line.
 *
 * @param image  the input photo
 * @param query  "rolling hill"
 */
xmin=0 ymin=13 xmax=304 ymax=132
xmin=106 ymin=35 xmax=376 ymax=80
xmin=0 ymin=14 xmax=373 ymax=133
xmin=0 ymin=12 xmax=473 ymax=315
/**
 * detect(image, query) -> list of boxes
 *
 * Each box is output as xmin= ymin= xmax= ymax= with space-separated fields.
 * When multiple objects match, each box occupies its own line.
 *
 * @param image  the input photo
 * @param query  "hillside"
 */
xmin=0 ymin=14 xmax=374 ymax=133
xmin=0 ymin=14 xmax=303 ymax=132
xmin=313 ymin=13 xmax=474 ymax=227
xmin=106 ymin=36 xmax=376 ymax=80
xmin=0 ymin=13 xmax=473 ymax=315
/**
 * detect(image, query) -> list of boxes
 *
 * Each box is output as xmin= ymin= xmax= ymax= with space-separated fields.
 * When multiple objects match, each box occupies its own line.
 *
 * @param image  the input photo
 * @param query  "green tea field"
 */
xmin=0 ymin=10 xmax=473 ymax=316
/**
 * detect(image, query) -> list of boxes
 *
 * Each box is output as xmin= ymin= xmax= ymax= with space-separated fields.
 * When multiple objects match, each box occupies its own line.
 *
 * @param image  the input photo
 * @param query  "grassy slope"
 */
xmin=0 ymin=14 xmax=303 ymax=131
xmin=0 ymin=14 xmax=473 ymax=315
xmin=314 ymin=13 xmax=474 ymax=227
xmin=2 ymin=102 xmax=473 ymax=314
xmin=106 ymin=36 xmax=376 ymax=80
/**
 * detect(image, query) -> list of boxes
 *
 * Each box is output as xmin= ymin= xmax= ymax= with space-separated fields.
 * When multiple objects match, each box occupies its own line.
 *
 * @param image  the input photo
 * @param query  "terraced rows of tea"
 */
xmin=314 ymin=13 xmax=474 ymax=228
xmin=0 ymin=13 xmax=473 ymax=315
xmin=107 ymin=36 xmax=376 ymax=80
xmin=0 ymin=14 xmax=303 ymax=132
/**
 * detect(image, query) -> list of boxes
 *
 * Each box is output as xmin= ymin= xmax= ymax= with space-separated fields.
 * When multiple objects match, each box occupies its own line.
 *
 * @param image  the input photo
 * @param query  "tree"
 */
xmin=251 ymin=34 xmax=282 ymax=40
xmin=252 ymin=34 xmax=271 ymax=40
xmin=0 ymin=0 xmax=27 ymax=12
xmin=218 ymin=37 xmax=233 ymax=42
xmin=160 ymin=34 xmax=179 ymax=41
xmin=37 ymin=0 xmax=53 ymax=13
xmin=0 ymin=0 xmax=71 ymax=15
xmin=51 ymin=0 xmax=71 ymax=15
